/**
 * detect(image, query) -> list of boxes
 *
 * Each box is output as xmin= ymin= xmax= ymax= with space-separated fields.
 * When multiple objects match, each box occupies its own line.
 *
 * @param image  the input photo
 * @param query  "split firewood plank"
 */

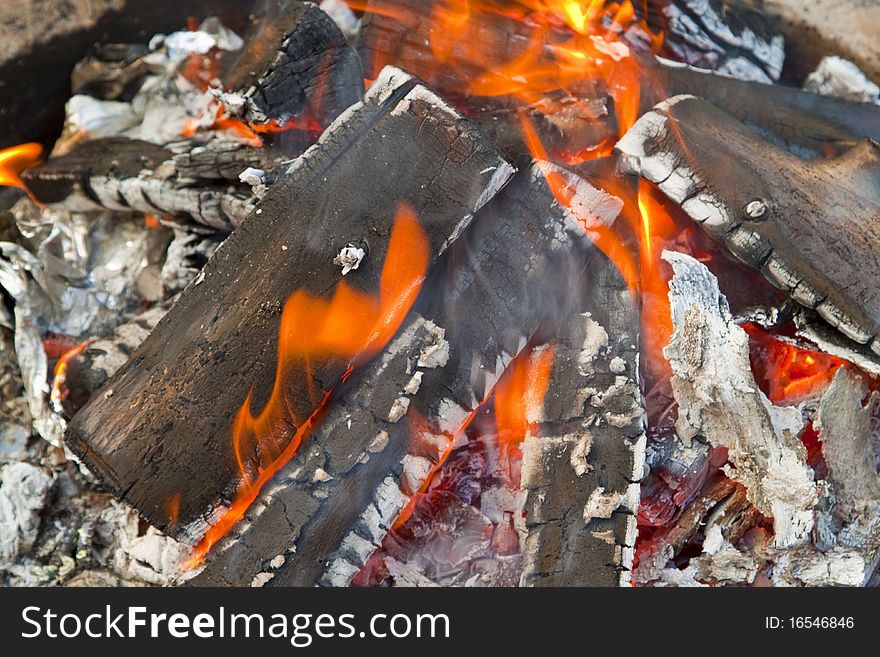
xmin=220 ymin=0 xmax=364 ymax=129
xmin=188 ymin=162 xmax=624 ymax=586
xmin=21 ymin=138 xmax=256 ymax=231
xmin=661 ymin=251 xmax=817 ymax=549
xmin=519 ymin=256 xmax=644 ymax=587
xmin=616 ymin=95 xmax=880 ymax=355
xmin=65 ymin=66 xmax=515 ymax=537
xmin=645 ymin=58 xmax=880 ymax=157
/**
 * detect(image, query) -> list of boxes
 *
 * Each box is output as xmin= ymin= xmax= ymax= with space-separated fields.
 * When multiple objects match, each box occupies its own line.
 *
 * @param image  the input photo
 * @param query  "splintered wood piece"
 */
xmin=221 ymin=0 xmax=364 ymax=128
xmin=519 ymin=257 xmax=644 ymax=587
xmin=616 ymin=95 xmax=880 ymax=355
xmin=65 ymin=67 xmax=515 ymax=537
xmin=646 ymin=58 xmax=880 ymax=157
xmin=661 ymin=251 xmax=816 ymax=549
xmin=21 ymin=138 xmax=256 ymax=231
xmin=188 ymin=162 xmax=624 ymax=587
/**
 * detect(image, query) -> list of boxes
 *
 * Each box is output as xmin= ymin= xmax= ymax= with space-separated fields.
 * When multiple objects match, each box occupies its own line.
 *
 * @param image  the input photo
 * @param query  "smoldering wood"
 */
xmin=792 ymin=308 xmax=880 ymax=378
xmin=519 ymin=258 xmax=644 ymax=587
xmin=220 ymin=0 xmax=364 ymax=129
xmin=616 ymin=95 xmax=880 ymax=355
xmin=65 ymin=67 xmax=514 ymax=537
xmin=771 ymin=368 xmax=880 ymax=586
xmin=189 ymin=162 xmax=624 ymax=587
xmin=21 ymin=138 xmax=256 ymax=232
xmin=0 ymin=0 xmax=256 ymax=151
xmin=644 ymin=58 xmax=880 ymax=157
xmin=661 ymin=251 xmax=816 ymax=549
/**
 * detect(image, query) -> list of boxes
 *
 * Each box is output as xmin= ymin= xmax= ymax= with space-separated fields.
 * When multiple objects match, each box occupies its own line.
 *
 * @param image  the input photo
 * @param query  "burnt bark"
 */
xmin=616 ymin=95 xmax=880 ymax=356
xmin=519 ymin=255 xmax=644 ymax=587
xmin=189 ymin=162 xmax=624 ymax=587
xmin=21 ymin=138 xmax=256 ymax=231
xmin=65 ymin=67 xmax=514 ymax=537
xmin=221 ymin=0 xmax=364 ymax=129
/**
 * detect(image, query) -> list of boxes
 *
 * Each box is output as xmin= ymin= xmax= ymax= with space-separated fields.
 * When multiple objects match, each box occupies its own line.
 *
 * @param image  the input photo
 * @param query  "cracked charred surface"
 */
xmin=520 ymin=258 xmax=644 ymax=587
xmin=617 ymin=95 xmax=880 ymax=356
xmin=21 ymin=138 xmax=256 ymax=231
xmin=65 ymin=67 xmax=514 ymax=538
xmin=662 ymin=252 xmax=816 ymax=549
xmin=221 ymin=0 xmax=364 ymax=128
xmin=190 ymin=162 xmax=623 ymax=587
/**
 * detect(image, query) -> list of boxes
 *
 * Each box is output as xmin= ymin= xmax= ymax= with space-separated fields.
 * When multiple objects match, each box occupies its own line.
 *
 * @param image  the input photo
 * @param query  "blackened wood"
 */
xmin=640 ymin=0 xmax=784 ymax=83
xmin=520 ymin=255 xmax=644 ymax=587
xmin=221 ymin=0 xmax=364 ymax=129
xmin=616 ymin=95 xmax=880 ymax=355
xmin=65 ymin=67 xmax=514 ymax=537
xmin=172 ymin=142 xmax=282 ymax=182
xmin=189 ymin=162 xmax=623 ymax=586
xmin=646 ymin=58 xmax=880 ymax=157
xmin=21 ymin=138 xmax=256 ymax=231
xmin=0 ymin=0 xmax=255 ymax=151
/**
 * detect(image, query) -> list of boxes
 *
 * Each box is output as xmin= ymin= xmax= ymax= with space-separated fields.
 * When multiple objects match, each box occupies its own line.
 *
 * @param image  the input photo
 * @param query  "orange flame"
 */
xmin=0 ymin=143 xmax=43 ymax=192
xmin=494 ymin=344 xmax=556 ymax=451
xmin=50 ymin=338 xmax=95 ymax=410
xmin=185 ymin=204 xmax=429 ymax=568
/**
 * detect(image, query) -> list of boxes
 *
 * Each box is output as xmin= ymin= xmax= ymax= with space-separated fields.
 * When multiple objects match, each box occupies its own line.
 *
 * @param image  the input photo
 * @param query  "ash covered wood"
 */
xmin=21 ymin=138 xmax=256 ymax=231
xmin=519 ymin=258 xmax=644 ymax=587
xmin=65 ymin=67 xmax=514 ymax=537
xmin=661 ymin=251 xmax=816 ymax=548
xmin=220 ymin=0 xmax=364 ymax=129
xmin=616 ymin=95 xmax=880 ymax=355
xmin=189 ymin=162 xmax=624 ymax=587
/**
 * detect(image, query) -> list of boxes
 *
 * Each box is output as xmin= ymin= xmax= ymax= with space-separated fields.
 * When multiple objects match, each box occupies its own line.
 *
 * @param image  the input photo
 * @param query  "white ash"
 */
xmin=0 ymin=463 xmax=53 ymax=567
xmin=803 ymin=56 xmax=880 ymax=104
xmin=156 ymin=17 xmax=244 ymax=61
xmin=238 ymin=167 xmax=267 ymax=188
xmin=663 ymin=251 xmax=817 ymax=548
xmin=333 ymin=244 xmax=366 ymax=276
xmin=582 ymin=487 xmax=623 ymax=525
xmin=319 ymin=0 xmax=361 ymax=45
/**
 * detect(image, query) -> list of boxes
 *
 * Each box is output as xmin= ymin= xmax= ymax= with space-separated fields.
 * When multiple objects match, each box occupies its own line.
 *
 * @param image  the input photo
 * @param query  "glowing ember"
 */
xmin=0 ymin=143 xmax=43 ymax=192
xmin=744 ymin=324 xmax=847 ymax=405
xmin=185 ymin=204 xmax=430 ymax=568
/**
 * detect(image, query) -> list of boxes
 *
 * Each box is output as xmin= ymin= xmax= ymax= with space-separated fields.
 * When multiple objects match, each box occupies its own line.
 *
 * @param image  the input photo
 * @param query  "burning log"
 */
xmin=172 ymin=141 xmax=282 ymax=182
xmin=21 ymin=138 xmax=256 ymax=231
xmin=188 ymin=163 xmax=624 ymax=586
xmin=220 ymin=0 xmax=364 ymax=129
xmin=519 ymin=258 xmax=644 ymax=587
xmin=64 ymin=66 xmax=514 ymax=538
xmin=661 ymin=251 xmax=816 ymax=549
xmin=616 ymin=95 xmax=880 ymax=355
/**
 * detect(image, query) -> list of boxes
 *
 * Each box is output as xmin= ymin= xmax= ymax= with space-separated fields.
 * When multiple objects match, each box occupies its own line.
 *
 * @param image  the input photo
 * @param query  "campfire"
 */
xmin=1 ymin=0 xmax=879 ymax=588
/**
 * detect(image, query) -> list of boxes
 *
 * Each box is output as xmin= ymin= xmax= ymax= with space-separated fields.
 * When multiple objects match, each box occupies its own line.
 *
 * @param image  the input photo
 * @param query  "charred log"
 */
xmin=189 ymin=162 xmax=624 ymax=587
xmin=616 ymin=95 xmax=880 ymax=355
xmin=645 ymin=58 xmax=880 ymax=157
xmin=520 ymin=257 xmax=644 ymax=587
xmin=64 ymin=67 xmax=514 ymax=537
xmin=21 ymin=138 xmax=256 ymax=231
xmin=220 ymin=0 xmax=364 ymax=129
